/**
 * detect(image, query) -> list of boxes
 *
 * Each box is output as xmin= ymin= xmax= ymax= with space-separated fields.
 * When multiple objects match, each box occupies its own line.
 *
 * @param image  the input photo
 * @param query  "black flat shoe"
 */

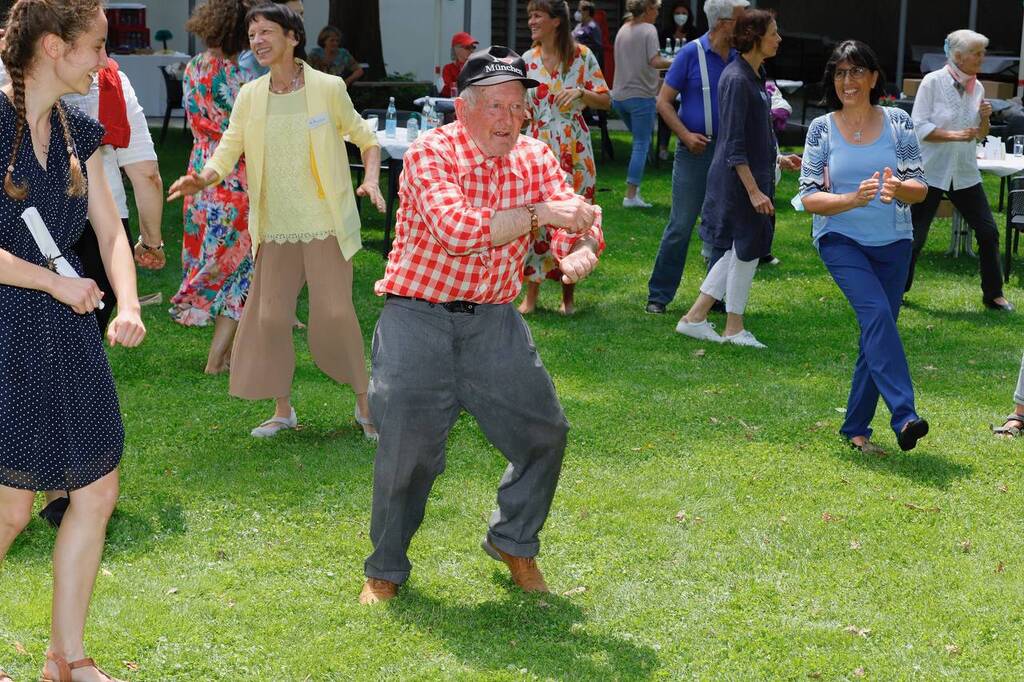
xmin=645 ymin=302 xmax=666 ymax=314
xmin=39 ymin=495 xmax=70 ymax=528
xmin=897 ymin=418 xmax=929 ymax=452
xmin=983 ymin=298 xmax=1015 ymax=312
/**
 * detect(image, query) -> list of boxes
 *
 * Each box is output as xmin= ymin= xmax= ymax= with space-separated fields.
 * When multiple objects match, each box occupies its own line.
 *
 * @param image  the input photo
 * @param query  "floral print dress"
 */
xmin=170 ymin=52 xmax=253 ymax=326
xmin=522 ymin=44 xmax=608 ymax=282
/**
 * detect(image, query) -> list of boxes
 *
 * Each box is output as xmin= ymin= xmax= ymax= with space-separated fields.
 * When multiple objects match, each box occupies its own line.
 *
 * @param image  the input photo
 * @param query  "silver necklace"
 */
xmin=840 ymin=110 xmax=866 ymax=141
xmin=270 ymin=61 xmax=303 ymax=94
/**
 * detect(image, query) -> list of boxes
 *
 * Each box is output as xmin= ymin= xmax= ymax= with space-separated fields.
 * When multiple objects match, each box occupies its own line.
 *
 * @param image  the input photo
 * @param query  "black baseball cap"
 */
xmin=456 ymin=45 xmax=540 ymax=91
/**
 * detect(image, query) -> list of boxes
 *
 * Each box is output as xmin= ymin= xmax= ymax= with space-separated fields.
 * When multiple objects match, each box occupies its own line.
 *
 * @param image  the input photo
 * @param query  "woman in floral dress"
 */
xmin=520 ymin=0 xmax=609 ymax=315
xmin=171 ymin=0 xmax=254 ymax=373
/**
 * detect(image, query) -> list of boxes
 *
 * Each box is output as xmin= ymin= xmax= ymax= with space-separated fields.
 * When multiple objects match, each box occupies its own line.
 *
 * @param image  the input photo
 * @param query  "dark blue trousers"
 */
xmin=818 ymin=233 xmax=919 ymax=439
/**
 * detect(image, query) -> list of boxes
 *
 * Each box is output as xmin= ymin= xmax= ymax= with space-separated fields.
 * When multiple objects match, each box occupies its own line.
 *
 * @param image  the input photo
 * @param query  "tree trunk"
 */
xmin=329 ymin=0 xmax=386 ymax=79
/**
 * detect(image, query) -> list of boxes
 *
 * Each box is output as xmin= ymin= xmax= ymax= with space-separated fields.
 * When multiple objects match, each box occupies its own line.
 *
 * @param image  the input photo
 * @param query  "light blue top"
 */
xmin=798 ymin=107 xmax=925 ymax=247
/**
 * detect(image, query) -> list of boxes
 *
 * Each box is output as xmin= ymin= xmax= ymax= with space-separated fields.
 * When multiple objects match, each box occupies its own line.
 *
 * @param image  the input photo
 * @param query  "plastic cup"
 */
xmin=366 ymin=115 xmax=379 ymax=132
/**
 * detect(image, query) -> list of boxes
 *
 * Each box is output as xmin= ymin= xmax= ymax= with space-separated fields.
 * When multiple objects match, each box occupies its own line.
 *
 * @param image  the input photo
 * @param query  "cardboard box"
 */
xmin=903 ymin=77 xmax=1014 ymax=99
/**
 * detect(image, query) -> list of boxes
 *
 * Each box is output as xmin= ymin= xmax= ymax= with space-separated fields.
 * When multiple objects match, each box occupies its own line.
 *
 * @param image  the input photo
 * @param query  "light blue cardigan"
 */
xmin=796 ymin=107 xmax=926 ymax=242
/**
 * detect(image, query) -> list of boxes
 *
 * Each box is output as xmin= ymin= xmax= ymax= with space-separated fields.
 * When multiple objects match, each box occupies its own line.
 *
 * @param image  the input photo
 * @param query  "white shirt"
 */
xmin=911 ymin=66 xmax=983 ymax=191
xmin=0 ymin=62 xmax=157 ymax=218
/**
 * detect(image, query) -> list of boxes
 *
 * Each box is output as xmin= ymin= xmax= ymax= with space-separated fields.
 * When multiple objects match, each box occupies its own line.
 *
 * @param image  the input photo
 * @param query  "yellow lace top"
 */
xmin=259 ymin=88 xmax=335 ymax=244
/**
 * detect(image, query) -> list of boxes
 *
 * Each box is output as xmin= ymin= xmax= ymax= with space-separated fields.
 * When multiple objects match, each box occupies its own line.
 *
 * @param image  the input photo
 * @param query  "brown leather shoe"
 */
xmin=481 ymin=538 xmax=549 ymax=593
xmin=359 ymin=577 xmax=399 ymax=604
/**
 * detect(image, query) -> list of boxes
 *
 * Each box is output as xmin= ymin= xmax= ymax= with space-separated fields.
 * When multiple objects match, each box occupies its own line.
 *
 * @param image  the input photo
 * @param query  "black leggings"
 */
xmin=905 ymin=183 xmax=1003 ymax=300
xmin=72 ymin=218 xmax=133 ymax=331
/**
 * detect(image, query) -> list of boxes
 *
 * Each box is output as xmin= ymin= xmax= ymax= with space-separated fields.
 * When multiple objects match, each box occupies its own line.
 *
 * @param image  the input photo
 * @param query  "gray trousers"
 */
xmin=364 ymin=297 xmax=570 ymax=585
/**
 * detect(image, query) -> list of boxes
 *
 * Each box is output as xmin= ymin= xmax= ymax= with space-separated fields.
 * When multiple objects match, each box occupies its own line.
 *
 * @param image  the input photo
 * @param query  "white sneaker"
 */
xmin=622 ymin=194 xmax=653 ymax=208
xmin=675 ymin=318 xmax=723 ymax=342
xmin=723 ymin=329 xmax=767 ymax=349
xmin=250 ymin=407 xmax=298 ymax=437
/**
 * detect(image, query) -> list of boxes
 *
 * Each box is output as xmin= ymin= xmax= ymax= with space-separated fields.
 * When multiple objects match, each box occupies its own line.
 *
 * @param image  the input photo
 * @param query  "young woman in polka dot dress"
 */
xmin=0 ymin=2 xmax=146 ymax=680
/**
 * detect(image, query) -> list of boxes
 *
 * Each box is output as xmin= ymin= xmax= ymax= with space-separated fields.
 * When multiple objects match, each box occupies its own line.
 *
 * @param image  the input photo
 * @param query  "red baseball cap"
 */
xmin=451 ymin=32 xmax=478 ymax=49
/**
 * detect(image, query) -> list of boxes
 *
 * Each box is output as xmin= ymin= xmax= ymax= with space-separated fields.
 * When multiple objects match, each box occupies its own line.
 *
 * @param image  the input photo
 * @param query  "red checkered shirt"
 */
xmin=374 ymin=120 xmax=604 ymax=304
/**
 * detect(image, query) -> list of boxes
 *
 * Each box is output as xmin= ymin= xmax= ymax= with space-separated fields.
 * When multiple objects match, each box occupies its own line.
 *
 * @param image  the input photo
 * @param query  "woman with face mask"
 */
xmin=656 ymin=1 xmax=693 ymax=160
xmin=0 ymin=0 xmax=147 ymax=679
xmin=571 ymin=1 xmax=604 ymax=66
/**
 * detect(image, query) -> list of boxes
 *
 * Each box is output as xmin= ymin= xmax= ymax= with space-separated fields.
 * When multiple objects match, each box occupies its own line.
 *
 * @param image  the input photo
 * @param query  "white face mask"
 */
xmin=574 ymin=11 xmax=583 ymax=22
xmin=674 ymin=13 xmax=688 ymax=26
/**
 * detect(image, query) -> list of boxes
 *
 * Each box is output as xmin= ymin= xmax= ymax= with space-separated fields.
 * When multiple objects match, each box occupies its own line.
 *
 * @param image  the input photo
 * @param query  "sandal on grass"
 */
xmin=250 ymin=407 xmax=297 ymax=438
xmin=848 ymin=438 xmax=887 ymax=457
xmin=40 ymin=652 xmax=123 ymax=682
xmin=355 ymin=405 xmax=379 ymax=442
xmin=1 ymin=668 xmax=12 ymax=682
xmin=993 ymin=413 xmax=1024 ymax=438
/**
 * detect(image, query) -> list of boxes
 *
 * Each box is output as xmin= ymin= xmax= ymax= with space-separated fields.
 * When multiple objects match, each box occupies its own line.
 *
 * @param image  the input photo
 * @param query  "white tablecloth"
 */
xmin=375 ymin=128 xmax=412 ymax=161
xmin=978 ymin=157 xmax=1024 ymax=178
xmin=116 ymin=52 xmax=190 ymax=117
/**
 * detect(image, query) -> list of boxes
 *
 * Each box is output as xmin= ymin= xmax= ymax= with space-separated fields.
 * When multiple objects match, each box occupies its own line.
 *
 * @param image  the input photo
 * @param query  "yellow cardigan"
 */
xmin=205 ymin=61 xmax=379 ymax=259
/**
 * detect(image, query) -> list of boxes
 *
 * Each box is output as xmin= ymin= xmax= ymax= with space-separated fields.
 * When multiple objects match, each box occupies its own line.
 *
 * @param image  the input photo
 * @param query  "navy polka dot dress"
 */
xmin=0 ymin=94 xmax=124 ymax=492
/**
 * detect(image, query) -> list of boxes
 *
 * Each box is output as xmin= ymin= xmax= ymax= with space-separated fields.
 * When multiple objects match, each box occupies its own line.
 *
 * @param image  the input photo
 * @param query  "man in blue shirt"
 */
xmin=645 ymin=0 xmax=747 ymax=314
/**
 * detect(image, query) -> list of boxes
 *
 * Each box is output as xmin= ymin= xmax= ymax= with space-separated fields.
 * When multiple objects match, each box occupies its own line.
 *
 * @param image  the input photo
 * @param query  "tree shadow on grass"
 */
xmin=388 ymin=582 xmax=659 ymax=680
xmin=833 ymin=442 xmax=973 ymax=490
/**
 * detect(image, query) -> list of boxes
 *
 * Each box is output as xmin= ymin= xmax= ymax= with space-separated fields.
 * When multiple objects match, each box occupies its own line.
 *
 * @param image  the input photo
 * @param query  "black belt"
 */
xmin=387 ymin=294 xmax=478 ymax=314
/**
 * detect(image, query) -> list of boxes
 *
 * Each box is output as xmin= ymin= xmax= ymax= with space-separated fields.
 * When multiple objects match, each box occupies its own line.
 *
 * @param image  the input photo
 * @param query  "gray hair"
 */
xmin=704 ymin=0 xmax=750 ymax=26
xmin=944 ymin=29 xmax=988 ymax=64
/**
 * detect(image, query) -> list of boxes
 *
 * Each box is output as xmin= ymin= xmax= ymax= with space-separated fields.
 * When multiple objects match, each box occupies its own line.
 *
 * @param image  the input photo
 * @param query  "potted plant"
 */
xmin=155 ymin=29 xmax=173 ymax=53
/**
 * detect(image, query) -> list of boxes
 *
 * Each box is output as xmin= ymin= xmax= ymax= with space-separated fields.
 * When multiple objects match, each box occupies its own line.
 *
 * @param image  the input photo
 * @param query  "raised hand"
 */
xmin=879 ymin=166 xmax=901 ymax=204
xmin=166 ymin=171 xmax=208 ymax=202
xmin=851 ymin=171 xmax=880 ymax=207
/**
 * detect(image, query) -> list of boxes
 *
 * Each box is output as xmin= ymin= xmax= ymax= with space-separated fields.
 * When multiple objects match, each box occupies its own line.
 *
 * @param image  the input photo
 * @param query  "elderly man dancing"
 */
xmin=359 ymin=46 xmax=604 ymax=604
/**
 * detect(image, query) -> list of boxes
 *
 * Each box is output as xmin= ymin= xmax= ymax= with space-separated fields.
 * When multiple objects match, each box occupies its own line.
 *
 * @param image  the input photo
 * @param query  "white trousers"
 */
xmin=699 ymin=248 xmax=758 ymax=315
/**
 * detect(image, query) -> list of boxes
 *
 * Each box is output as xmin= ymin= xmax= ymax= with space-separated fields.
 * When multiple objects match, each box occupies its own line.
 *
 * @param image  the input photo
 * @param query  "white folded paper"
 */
xmin=21 ymin=206 xmax=104 ymax=309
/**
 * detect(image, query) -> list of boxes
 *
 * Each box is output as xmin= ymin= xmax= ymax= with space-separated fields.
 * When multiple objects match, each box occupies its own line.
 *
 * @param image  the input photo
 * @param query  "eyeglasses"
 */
xmin=482 ymin=101 xmax=528 ymax=118
xmin=833 ymin=66 xmax=870 ymax=81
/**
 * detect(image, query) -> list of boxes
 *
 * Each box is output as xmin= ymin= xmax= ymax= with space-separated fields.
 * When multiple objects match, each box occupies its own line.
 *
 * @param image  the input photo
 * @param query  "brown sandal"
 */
xmin=992 ymin=414 xmax=1024 ymax=438
xmin=1 ymin=668 xmax=12 ymax=682
xmin=40 ymin=652 xmax=122 ymax=682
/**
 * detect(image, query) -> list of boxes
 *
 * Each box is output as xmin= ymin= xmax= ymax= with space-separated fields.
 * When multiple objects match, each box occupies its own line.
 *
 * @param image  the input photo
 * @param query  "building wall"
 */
xmin=120 ymin=1 xmax=489 ymax=81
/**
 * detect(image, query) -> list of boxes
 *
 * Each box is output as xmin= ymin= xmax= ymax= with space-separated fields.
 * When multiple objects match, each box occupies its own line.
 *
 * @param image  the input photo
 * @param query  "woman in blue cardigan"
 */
xmin=799 ymin=40 xmax=930 ymax=454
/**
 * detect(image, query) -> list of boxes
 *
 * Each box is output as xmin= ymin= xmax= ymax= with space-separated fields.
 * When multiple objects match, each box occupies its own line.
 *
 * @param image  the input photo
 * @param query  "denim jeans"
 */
xmin=818 ymin=233 xmax=918 ymax=439
xmin=612 ymin=97 xmax=657 ymax=188
xmin=647 ymin=141 xmax=716 ymax=306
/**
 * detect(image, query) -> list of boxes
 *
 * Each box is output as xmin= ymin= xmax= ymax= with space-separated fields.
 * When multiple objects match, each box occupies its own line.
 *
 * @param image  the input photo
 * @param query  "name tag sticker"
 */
xmin=308 ymin=113 xmax=329 ymax=129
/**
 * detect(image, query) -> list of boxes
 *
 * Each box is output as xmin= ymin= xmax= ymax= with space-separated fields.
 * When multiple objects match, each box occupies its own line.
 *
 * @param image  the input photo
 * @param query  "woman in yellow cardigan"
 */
xmin=169 ymin=4 xmax=385 ymax=439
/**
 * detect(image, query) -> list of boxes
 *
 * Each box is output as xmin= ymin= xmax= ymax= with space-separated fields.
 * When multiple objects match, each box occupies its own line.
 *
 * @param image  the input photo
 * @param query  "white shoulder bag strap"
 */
xmin=694 ymin=42 xmax=714 ymax=138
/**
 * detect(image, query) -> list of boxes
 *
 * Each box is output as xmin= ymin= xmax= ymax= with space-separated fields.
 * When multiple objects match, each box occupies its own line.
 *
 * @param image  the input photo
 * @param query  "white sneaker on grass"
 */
xmin=622 ymin=194 xmax=653 ymax=208
xmin=675 ymin=318 xmax=723 ymax=342
xmin=723 ymin=329 xmax=767 ymax=349
xmin=250 ymin=407 xmax=298 ymax=437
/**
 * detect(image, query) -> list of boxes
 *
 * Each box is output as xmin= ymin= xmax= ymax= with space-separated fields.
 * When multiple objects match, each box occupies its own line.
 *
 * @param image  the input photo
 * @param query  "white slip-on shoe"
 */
xmin=622 ymin=194 xmax=653 ymax=208
xmin=674 ymin=318 xmax=724 ymax=342
xmin=250 ymin=407 xmax=298 ymax=437
xmin=723 ymin=329 xmax=767 ymax=349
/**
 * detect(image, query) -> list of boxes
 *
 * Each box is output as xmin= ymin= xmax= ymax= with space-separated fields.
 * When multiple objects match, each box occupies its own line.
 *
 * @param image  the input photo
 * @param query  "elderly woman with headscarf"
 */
xmin=904 ymin=29 xmax=1010 ymax=311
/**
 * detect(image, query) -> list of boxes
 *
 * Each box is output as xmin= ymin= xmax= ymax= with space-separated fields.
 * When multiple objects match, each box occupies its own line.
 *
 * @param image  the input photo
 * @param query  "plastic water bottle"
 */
xmin=406 ymin=116 xmax=419 ymax=141
xmin=421 ymin=98 xmax=433 ymax=131
xmin=385 ymin=96 xmax=397 ymax=139
xmin=430 ymin=104 xmax=443 ymax=130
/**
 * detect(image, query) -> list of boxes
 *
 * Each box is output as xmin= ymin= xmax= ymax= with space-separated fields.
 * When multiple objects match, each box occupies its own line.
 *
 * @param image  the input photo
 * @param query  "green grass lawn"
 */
xmin=2 ymin=130 xmax=1023 ymax=680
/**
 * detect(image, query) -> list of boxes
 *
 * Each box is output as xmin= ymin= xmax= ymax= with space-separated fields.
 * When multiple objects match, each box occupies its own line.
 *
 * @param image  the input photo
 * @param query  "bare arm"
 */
xmin=344 ymin=65 xmax=365 ymax=87
xmin=490 ymin=200 xmax=597 ymax=247
xmin=650 ymin=55 xmax=673 ymax=70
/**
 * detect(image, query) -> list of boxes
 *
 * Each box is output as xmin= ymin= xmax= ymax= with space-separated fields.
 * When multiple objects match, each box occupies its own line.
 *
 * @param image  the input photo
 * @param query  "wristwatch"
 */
xmin=526 ymin=203 xmax=540 ymax=239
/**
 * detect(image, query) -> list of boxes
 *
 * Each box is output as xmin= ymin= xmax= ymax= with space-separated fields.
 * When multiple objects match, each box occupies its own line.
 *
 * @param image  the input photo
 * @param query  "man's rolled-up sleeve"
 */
xmin=533 ymin=144 xmax=605 ymax=260
xmin=404 ymin=142 xmax=494 ymax=256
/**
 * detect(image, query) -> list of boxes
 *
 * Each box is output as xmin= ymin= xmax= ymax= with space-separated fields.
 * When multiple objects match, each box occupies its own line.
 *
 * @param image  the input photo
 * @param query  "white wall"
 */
xmin=118 ymin=0 xmax=491 ymax=82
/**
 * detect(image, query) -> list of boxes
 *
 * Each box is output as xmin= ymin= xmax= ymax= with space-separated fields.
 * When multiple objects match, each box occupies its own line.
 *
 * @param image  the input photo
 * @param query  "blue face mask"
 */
xmin=574 ymin=11 xmax=583 ymax=22
xmin=674 ymin=13 xmax=688 ymax=26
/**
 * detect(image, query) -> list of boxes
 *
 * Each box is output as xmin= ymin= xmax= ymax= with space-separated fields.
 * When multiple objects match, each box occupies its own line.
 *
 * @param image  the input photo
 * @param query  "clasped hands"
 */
xmin=851 ymin=167 xmax=902 ymax=207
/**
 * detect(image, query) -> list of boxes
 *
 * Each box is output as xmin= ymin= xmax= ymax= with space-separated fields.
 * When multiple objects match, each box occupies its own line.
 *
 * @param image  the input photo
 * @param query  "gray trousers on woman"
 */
xmin=363 ymin=297 xmax=570 ymax=585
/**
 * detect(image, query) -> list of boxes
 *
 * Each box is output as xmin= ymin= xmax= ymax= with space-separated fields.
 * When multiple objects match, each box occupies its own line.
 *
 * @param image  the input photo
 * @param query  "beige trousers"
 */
xmin=229 ymin=237 xmax=369 ymax=400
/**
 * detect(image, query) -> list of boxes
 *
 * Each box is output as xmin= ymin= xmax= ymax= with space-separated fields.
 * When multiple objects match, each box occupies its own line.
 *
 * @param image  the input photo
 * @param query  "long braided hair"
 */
xmin=2 ymin=0 xmax=103 ymax=200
